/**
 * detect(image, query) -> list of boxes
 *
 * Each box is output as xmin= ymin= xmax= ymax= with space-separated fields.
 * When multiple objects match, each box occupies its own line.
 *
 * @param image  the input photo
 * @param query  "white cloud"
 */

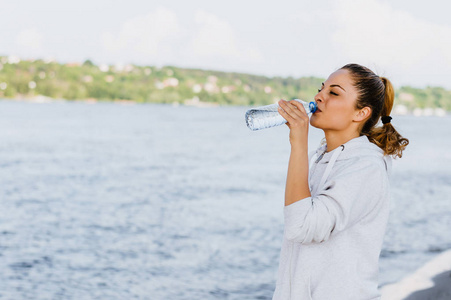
xmin=102 ymin=7 xmax=180 ymax=58
xmin=332 ymin=0 xmax=451 ymax=68
xmin=191 ymin=11 xmax=239 ymax=57
xmin=16 ymin=28 xmax=43 ymax=52
xmin=189 ymin=10 xmax=263 ymax=63
xmin=101 ymin=8 xmax=263 ymax=66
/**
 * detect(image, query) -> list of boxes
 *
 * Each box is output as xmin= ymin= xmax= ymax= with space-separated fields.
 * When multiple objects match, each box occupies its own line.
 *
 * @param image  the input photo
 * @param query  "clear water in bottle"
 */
xmin=245 ymin=99 xmax=317 ymax=131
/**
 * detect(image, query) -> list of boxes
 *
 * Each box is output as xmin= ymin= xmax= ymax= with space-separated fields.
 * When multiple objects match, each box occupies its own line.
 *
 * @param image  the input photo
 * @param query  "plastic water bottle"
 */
xmin=245 ymin=99 xmax=317 ymax=131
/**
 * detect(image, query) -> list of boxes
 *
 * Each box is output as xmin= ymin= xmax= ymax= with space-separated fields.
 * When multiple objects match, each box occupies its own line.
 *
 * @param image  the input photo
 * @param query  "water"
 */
xmin=0 ymin=100 xmax=450 ymax=299
xmin=245 ymin=99 xmax=316 ymax=131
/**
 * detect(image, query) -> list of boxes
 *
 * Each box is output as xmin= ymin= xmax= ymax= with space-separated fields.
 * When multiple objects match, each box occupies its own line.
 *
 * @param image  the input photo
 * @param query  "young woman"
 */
xmin=272 ymin=64 xmax=409 ymax=300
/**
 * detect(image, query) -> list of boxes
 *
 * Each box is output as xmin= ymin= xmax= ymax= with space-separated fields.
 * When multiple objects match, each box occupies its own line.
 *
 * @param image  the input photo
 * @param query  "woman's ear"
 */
xmin=354 ymin=107 xmax=372 ymax=122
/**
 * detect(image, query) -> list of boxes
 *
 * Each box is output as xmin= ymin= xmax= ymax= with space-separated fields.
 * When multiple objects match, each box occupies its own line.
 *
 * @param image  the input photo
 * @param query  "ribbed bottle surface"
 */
xmin=245 ymin=99 xmax=317 ymax=131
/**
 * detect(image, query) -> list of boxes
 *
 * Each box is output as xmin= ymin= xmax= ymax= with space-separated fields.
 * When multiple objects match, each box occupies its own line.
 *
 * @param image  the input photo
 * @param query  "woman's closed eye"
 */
xmin=318 ymin=87 xmax=338 ymax=96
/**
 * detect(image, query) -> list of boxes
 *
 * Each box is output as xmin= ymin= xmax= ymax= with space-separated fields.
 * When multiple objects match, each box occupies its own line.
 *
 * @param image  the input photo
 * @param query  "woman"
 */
xmin=272 ymin=64 xmax=409 ymax=300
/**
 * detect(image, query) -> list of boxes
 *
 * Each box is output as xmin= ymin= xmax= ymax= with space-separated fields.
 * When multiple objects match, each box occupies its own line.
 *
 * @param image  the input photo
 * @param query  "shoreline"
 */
xmin=0 ymin=97 xmax=450 ymax=116
xmin=0 ymin=96 xmax=219 ymax=108
xmin=381 ymin=249 xmax=451 ymax=299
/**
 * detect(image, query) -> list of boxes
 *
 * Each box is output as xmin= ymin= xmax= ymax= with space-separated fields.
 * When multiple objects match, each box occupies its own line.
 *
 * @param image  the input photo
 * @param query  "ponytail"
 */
xmin=340 ymin=64 xmax=409 ymax=158
xmin=367 ymin=77 xmax=409 ymax=158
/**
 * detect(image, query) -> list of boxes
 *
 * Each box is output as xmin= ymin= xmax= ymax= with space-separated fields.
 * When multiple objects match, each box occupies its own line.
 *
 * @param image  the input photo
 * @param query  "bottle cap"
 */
xmin=309 ymin=101 xmax=317 ymax=113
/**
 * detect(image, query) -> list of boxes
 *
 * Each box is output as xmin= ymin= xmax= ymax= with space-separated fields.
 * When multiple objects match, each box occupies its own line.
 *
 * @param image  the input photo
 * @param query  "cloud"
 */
xmin=16 ymin=28 xmax=43 ymax=52
xmin=101 ymin=8 xmax=263 ymax=66
xmin=102 ymin=7 xmax=180 ymax=58
xmin=189 ymin=10 xmax=263 ymax=63
xmin=332 ymin=0 xmax=451 ymax=68
xmin=190 ymin=11 xmax=239 ymax=57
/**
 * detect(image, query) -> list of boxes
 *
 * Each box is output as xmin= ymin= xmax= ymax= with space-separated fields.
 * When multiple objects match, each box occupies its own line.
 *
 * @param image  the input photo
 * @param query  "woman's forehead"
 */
xmin=325 ymin=69 xmax=351 ymax=84
xmin=324 ymin=69 xmax=355 ymax=90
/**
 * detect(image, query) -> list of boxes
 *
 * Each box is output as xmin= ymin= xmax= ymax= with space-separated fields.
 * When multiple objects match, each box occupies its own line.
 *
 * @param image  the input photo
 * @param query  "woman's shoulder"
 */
xmin=335 ymin=154 xmax=389 ymax=179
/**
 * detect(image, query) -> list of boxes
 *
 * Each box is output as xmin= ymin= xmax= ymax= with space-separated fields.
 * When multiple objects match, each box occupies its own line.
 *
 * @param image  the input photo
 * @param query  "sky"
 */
xmin=1 ymin=0 xmax=450 ymax=88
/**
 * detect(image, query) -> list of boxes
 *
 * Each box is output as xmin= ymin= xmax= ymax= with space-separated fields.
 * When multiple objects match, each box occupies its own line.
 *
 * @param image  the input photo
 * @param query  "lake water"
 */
xmin=0 ymin=100 xmax=450 ymax=299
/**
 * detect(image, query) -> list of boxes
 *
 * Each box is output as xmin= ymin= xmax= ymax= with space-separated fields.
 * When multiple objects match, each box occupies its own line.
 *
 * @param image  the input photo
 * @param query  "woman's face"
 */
xmin=310 ymin=69 xmax=361 ymax=132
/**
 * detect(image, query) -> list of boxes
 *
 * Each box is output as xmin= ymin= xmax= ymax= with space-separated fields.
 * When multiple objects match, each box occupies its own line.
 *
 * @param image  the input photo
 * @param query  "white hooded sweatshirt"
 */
xmin=272 ymin=136 xmax=392 ymax=300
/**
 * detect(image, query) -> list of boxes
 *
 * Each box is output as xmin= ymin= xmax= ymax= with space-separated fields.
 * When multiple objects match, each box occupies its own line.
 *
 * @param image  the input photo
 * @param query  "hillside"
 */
xmin=0 ymin=56 xmax=449 ymax=113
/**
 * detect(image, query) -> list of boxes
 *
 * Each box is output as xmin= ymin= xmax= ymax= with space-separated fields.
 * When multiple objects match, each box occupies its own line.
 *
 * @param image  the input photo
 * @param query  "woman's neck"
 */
xmin=324 ymin=130 xmax=360 ymax=152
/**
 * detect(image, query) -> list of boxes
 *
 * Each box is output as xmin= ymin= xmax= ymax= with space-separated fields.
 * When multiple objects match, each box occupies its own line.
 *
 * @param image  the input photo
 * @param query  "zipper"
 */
xmin=315 ymin=149 xmax=327 ymax=163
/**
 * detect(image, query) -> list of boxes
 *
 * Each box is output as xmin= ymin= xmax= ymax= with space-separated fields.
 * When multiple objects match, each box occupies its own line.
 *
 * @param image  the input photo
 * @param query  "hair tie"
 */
xmin=381 ymin=116 xmax=392 ymax=124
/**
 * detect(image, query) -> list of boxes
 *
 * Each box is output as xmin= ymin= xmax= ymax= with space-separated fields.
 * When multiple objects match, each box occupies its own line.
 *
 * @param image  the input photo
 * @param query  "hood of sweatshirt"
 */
xmin=313 ymin=135 xmax=392 ymax=174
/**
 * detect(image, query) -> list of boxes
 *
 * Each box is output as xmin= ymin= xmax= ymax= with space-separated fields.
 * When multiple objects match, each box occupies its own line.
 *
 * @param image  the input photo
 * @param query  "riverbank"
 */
xmin=381 ymin=249 xmax=451 ymax=299
xmin=0 ymin=96 xmax=136 ymax=105
xmin=1 ymin=97 xmax=449 ymax=116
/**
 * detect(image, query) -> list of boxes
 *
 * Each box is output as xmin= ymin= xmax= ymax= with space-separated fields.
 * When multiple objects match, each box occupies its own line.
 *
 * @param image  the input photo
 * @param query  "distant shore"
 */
xmin=381 ymin=249 xmax=451 ymax=300
xmin=1 ymin=97 xmax=449 ymax=116
xmin=1 ymin=95 xmax=134 ymax=105
xmin=1 ymin=56 xmax=450 ymax=110
xmin=1 ymin=96 xmax=221 ymax=108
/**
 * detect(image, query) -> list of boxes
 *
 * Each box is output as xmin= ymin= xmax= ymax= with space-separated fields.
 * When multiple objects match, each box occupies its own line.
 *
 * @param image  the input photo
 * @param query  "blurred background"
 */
xmin=0 ymin=0 xmax=450 ymax=299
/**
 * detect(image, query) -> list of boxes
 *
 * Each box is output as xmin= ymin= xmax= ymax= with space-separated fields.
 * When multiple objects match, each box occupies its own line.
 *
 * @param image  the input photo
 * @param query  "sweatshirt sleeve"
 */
xmin=283 ymin=158 xmax=387 ymax=244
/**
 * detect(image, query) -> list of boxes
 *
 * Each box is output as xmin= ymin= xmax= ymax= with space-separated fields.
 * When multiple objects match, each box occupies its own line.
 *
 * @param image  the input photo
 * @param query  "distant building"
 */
xmin=434 ymin=108 xmax=446 ymax=117
xmin=66 ymin=62 xmax=81 ymax=67
xmin=105 ymin=75 xmax=114 ymax=83
xmin=163 ymin=77 xmax=179 ymax=87
xmin=155 ymin=81 xmax=164 ymax=90
xmin=204 ymin=82 xmax=219 ymax=93
xmin=192 ymin=84 xmax=202 ymax=93
xmin=221 ymin=86 xmax=236 ymax=93
xmin=184 ymin=96 xmax=218 ymax=107
xmin=398 ymin=92 xmax=414 ymax=102
xmin=7 ymin=56 xmax=21 ymax=64
xmin=393 ymin=104 xmax=408 ymax=115
xmin=207 ymin=76 xmax=218 ymax=83
xmin=99 ymin=64 xmax=110 ymax=72
xmin=82 ymin=75 xmax=93 ymax=83
xmin=28 ymin=81 xmax=36 ymax=89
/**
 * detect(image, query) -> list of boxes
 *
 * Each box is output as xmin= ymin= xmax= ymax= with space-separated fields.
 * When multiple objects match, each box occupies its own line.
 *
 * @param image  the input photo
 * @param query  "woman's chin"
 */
xmin=310 ymin=116 xmax=322 ymax=129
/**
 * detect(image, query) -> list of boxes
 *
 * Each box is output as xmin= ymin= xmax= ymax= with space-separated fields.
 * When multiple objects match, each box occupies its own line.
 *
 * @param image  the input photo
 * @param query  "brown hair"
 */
xmin=340 ymin=63 xmax=409 ymax=158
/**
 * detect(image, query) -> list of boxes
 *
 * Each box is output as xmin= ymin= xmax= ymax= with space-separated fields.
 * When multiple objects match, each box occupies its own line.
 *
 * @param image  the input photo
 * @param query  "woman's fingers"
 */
xmin=278 ymin=100 xmax=296 ymax=123
xmin=278 ymin=106 xmax=293 ymax=123
xmin=278 ymin=99 xmax=310 ymax=131
xmin=289 ymin=100 xmax=307 ymax=115
xmin=287 ymin=100 xmax=310 ymax=123
xmin=278 ymin=100 xmax=307 ymax=121
xmin=279 ymin=100 xmax=297 ymax=116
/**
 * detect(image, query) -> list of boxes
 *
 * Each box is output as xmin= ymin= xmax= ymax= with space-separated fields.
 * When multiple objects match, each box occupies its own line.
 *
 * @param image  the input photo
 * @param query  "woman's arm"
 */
xmin=278 ymin=100 xmax=311 ymax=206
xmin=283 ymin=159 xmax=388 ymax=244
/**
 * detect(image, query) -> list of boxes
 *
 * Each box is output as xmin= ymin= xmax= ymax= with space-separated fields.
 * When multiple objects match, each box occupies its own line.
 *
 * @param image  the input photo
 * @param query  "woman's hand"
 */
xmin=278 ymin=99 xmax=310 ymax=146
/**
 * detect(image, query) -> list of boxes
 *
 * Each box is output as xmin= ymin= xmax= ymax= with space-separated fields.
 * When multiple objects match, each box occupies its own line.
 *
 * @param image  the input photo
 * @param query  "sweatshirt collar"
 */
xmin=315 ymin=136 xmax=383 ymax=164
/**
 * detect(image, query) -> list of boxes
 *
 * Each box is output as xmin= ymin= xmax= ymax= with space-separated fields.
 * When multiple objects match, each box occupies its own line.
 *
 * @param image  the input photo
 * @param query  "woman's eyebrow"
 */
xmin=330 ymin=84 xmax=346 ymax=92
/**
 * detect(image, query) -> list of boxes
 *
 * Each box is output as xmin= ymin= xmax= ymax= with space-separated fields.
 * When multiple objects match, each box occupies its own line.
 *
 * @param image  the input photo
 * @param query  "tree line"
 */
xmin=0 ymin=56 xmax=449 ymax=111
